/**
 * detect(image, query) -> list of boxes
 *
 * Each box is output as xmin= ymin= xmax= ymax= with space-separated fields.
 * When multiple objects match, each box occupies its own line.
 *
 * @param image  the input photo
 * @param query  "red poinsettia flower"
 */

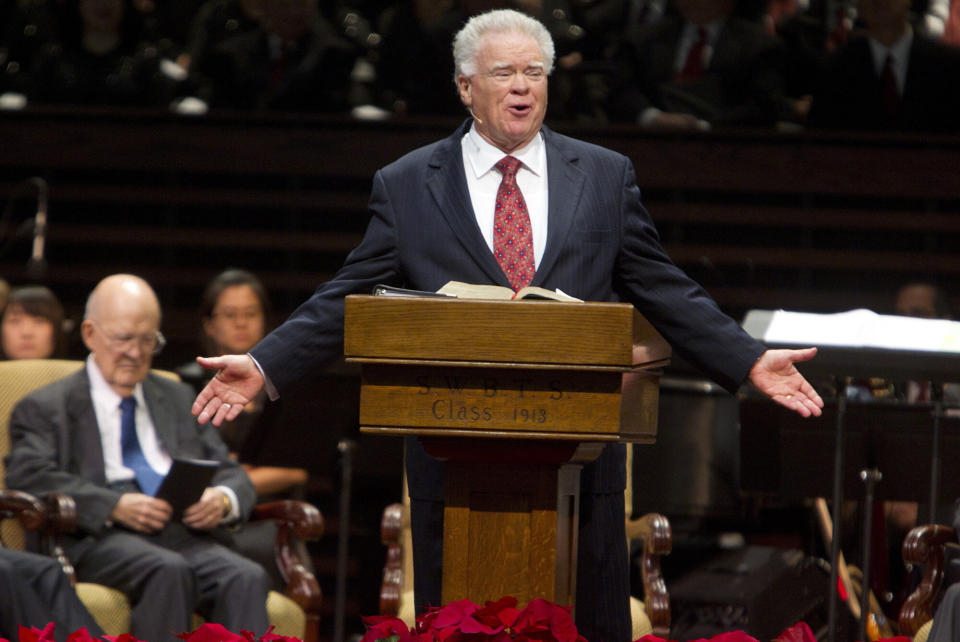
xmin=102 ymin=633 xmax=143 ymax=642
xmin=688 ymin=633 xmax=759 ymax=642
xmin=512 ymin=599 xmax=583 ymax=642
xmin=18 ymin=623 xmax=56 ymax=642
xmin=259 ymin=625 xmax=303 ymax=642
xmin=360 ymin=615 xmax=412 ymax=642
xmin=473 ymin=597 xmax=520 ymax=632
xmin=774 ymin=622 xmax=816 ymax=642
xmin=175 ymin=623 xmax=249 ymax=642
xmin=64 ymin=628 xmax=98 ymax=642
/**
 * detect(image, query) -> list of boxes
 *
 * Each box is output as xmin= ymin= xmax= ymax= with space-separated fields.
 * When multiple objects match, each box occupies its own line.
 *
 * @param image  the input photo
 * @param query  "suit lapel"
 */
xmin=142 ymin=375 xmax=178 ymax=453
xmin=533 ymin=126 xmax=585 ymax=286
xmin=67 ymin=370 xmax=107 ymax=484
xmin=427 ymin=122 xmax=511 ymax=287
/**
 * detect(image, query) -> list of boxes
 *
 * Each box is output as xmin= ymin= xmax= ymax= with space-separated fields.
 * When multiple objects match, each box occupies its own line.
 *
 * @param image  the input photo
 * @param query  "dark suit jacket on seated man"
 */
xmin=190 ymin=9 xmax=824 ymax=642
xmin=4 ymin=274 xmax=269 ymax=642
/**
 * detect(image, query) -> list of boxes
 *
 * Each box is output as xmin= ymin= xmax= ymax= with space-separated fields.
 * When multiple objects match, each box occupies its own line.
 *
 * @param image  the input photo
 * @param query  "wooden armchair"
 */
xmin=899 ymin=523 xmax=958 ymax=641
xmin=0 ymin=359 xmax=324 ymax=642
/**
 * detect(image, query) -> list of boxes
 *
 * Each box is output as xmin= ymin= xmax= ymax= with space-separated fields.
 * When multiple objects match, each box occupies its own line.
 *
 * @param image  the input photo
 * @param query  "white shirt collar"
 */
xmin=868 ymin=25 xmax=913 ymax=75
xmin=86 ymin=353 xmax=145 ymax=408
xmin=683 ymin=18 xmax=724 ymax=45
xmin=463 ymin=125 xmax=545 ymax=181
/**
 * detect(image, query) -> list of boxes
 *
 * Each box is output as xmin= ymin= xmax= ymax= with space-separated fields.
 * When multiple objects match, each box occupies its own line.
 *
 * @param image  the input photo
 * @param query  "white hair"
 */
xmin=452 ymin=9 xmax=555 ymax=87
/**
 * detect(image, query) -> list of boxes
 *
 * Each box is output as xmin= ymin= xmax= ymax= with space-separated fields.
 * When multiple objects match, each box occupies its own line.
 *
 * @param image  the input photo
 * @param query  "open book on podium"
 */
xmin=743 ymin=308 xmax=960 ymax=382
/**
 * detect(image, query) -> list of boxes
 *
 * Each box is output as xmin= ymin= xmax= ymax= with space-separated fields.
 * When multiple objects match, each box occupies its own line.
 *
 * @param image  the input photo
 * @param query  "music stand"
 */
xmin=743 ymin=309 xmax=960 ymax=642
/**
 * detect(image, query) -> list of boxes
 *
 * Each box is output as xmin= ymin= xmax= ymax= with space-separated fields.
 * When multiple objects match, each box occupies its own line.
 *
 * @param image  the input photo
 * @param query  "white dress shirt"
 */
xmin=868 ymin=26 xmax=913 ymax=95
xmin=88 ymin=354 xmax=239 ymax=519
xmin=461 ymin=124 xmax=548 ymax=269
xmin=88 ymin=353 xmax=173 ymax=484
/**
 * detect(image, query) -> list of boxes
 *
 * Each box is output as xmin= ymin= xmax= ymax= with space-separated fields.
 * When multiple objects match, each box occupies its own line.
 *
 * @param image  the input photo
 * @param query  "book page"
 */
xmin=516 ymin=286 xmax=582 ymax=302
xmin=436 ymin=281 xmax=514 ymax=299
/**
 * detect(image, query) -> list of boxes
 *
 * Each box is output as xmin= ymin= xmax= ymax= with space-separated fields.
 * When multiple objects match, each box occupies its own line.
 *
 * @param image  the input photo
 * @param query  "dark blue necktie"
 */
xmin=120 ymin=396 xmax=164 ymax=496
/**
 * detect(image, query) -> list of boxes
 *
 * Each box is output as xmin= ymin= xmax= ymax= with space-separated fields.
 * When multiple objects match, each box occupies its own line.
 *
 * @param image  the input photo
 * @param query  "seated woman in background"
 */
xmin=28 ymin=0 xmax=182 ymax=107
xmin=1 ymin=285 xmax=65 ymax=360
xmin=181 ymin=268 xmax=311 ymax=588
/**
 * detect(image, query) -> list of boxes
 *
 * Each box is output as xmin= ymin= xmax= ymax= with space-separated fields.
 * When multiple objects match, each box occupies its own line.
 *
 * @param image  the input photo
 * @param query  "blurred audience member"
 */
xmin=1 ymin=285 xmax=64 ymax=360
xmin=179 ymin=269 xmax=310 ymax=590
xmin=611 ymin=0 xmax=788 ymax=130
xmin=28 ymin=0 xmax=183 ymax=106
xmin=130 ymin=0 xmax=205 ymax=55
xmin=0 ymin=278 xmax=10 ymax=310
xmin=373 ymin=0 xmax=465 ymax=116
xmin=184 ymin=0 xmax=263 ymax=76
xmin=809 ymin=0 xmax=960 ymax=131
xmin=0 ymin=0 xmax=57 ymax=102
xmin=895 ymin=281 xmax=953 ymax=319
xmin=187 ymin=0 xmax=356 ymax=111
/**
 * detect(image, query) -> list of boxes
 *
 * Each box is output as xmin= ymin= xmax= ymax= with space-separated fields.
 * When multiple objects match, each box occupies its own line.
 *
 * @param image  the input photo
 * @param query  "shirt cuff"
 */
xmin=248 ymin=353 xmax=279 ymax=401
xmin=216 ymin=485 xmax=241 ymax=522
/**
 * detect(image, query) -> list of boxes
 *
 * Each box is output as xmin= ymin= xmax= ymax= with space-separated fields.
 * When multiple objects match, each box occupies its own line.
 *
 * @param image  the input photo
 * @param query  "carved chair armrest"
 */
xmin=626 ymin=512 xmax=672 ymax=638
xmin=0 ymin=489 xmax=47 ymax=529
xmin=379 ymin=502 xmax=404 ymax=616
xmin=0 ymin=490 xmax=77 ymax=583
xmin=249 ymin=500 xmax=324 ymax=616
xmin=899 ymin=523 xmax=957 ymax=636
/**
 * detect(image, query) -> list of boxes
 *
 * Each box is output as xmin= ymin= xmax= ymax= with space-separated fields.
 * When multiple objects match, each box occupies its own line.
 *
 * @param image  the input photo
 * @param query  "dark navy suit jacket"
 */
xmin=251 ymin=119 xmax=764 ymax=495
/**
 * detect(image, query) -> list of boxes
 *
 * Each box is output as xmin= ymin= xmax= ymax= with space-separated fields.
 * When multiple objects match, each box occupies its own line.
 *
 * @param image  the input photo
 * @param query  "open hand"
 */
xmin=749 ymin=347 xmax=824 ymax=417
xmin=191 ymin=354 xmax=264 ymax=425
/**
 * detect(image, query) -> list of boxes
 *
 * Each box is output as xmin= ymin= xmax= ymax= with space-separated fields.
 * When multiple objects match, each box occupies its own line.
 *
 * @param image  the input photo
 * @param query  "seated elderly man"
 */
xmin=4 ymin=274 xmax=269 ymax=641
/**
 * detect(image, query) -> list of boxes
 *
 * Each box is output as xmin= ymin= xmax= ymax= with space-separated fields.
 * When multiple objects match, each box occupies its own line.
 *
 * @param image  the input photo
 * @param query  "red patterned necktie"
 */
xmin=881 ymin=54 xmax=900 ymax=118
xmin=493 ymin=155 xmax=535 ymax=292
xmin=676 ymin=27 xmax=707 ymax=84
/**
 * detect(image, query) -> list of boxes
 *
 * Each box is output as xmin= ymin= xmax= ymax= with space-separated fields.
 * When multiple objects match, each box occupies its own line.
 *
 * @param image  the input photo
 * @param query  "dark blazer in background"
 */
xmin=809 ymin=31 xmax=960 ymax=132
xmin=612 ymin=14 xmax=788 ymax=125
xmin=250 ymin=119 xmax=766 ymax=642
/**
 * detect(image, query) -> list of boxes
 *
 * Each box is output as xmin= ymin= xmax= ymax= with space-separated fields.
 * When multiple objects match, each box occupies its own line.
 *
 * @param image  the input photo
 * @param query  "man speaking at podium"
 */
xmin=192 ymin=9 xmax=823 ymax=642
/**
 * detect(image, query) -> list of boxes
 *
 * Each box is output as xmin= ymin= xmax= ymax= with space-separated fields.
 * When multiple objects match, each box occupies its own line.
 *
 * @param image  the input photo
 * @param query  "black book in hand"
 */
xmin=155 ymin=458 xmax=219 ymax=520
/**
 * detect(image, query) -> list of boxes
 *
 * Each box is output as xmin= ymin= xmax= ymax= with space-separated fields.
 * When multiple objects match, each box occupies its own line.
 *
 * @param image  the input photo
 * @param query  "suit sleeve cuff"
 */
xmin=216 ymin=485 xmax=242 ymax=522
xmin=248 ymin=353 xmax=279 ymax=401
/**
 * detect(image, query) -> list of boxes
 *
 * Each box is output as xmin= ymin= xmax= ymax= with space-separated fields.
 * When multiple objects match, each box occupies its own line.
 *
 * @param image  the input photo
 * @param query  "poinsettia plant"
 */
xmin=361 ymin=597 xmax=585 ymax=642
xmin=2 ymin=623 xmax=303 ymax=642
xmin=361 ymin=599 xmax=914 ymax=642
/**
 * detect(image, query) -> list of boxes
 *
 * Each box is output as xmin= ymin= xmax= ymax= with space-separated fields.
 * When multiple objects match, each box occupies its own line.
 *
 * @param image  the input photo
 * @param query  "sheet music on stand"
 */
xmin=743 ymin=308 xmax=960 ymax=382
xmin=742 ymin=309 xmax=960 ymax=642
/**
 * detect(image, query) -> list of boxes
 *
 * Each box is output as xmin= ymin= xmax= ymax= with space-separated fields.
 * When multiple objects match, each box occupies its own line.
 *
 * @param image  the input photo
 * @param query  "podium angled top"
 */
xmin=344 ymin=295 xmax=670 ymax=370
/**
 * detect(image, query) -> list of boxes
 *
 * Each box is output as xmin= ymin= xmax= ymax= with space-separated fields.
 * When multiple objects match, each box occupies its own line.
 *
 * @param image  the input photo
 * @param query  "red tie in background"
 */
xmin=881 ymin=53 xmax=900 ymax=118
xmin=493 ymin=156 xmax=535 ymax=291
xmin=945 ymin=0 xmax=960 ymax=46
xmin=676 ymin=27 xmax=708 ymax=83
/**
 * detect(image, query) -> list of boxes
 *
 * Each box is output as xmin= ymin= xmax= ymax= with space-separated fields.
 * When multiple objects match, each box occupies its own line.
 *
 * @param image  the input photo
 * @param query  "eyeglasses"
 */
xmin=92 ymin=322 xmax=166 ymax=355
xmin=484 ymin=66 xmax=546 ymax=84
xmin=211 ymin=308 xmax=261 ymax=324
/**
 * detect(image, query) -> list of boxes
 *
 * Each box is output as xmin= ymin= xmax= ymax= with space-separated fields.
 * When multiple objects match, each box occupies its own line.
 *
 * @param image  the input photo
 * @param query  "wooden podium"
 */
xmin=344 ymin=295 xmax=669 ymax=610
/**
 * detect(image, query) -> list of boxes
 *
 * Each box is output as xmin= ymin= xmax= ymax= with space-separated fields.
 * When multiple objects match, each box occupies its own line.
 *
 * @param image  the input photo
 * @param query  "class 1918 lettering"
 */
xmin=431 ymin=399 xmax=493 ymax=421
